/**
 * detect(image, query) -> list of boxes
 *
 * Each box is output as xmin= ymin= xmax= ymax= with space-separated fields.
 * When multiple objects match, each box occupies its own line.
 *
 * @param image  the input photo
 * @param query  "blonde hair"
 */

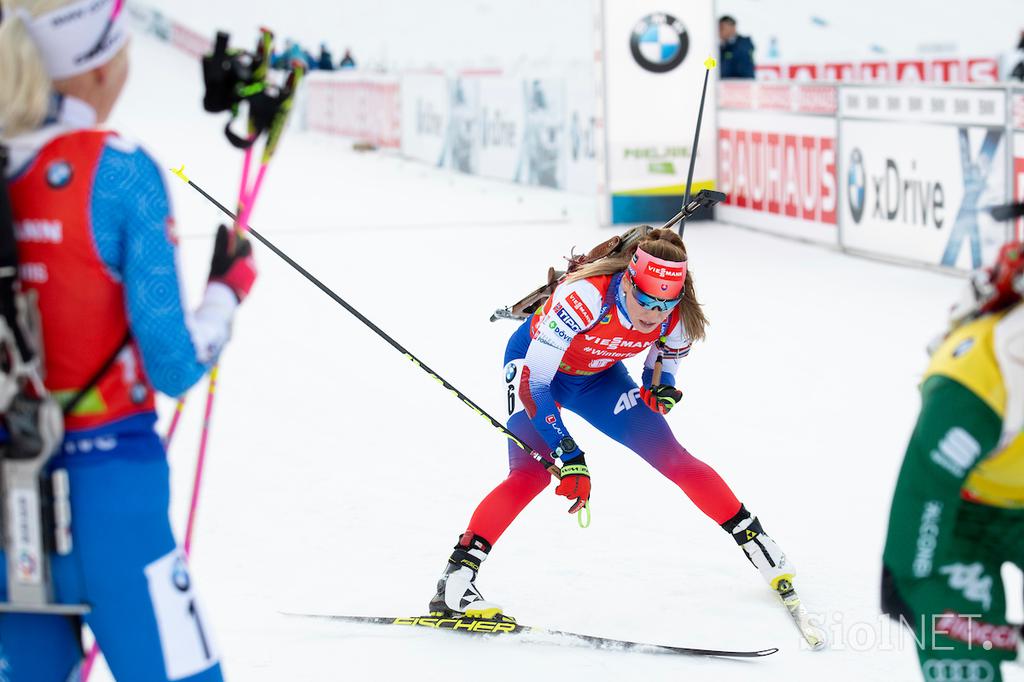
xmin=0 ymin=0 xmax=71 ymax=139
xmin=566 ymin=227 xmax=709 ymax=341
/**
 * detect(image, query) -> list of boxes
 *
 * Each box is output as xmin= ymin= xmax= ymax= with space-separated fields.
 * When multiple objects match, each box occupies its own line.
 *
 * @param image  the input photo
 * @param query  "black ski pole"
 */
xmin=169 ymin=166 xmax=563 ymax=482
xmin=677 ymin=56 xmax=716 ymax=237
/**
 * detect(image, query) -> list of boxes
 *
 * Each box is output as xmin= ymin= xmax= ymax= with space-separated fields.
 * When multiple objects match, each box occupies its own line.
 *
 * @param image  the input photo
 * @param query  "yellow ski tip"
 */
xmin=704 ymin=57 xmax=717 ymax=69
xmin=170 ymin=164 xmax=190 ymax=183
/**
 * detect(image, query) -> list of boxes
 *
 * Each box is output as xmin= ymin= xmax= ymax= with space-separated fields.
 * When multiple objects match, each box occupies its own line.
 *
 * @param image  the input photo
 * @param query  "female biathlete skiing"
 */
xmin=0 ymin=1 xmax=255 ymax=679
xmin=882 ymin=241 xmax=1024 ymax=682
xmin=429 ymin=228 xmax=795 ymax=620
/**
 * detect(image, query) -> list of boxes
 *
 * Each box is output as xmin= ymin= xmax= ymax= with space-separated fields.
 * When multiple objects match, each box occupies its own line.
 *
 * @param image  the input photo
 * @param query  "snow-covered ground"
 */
xmin=81 ymin=32 xmax=1014 ymax=681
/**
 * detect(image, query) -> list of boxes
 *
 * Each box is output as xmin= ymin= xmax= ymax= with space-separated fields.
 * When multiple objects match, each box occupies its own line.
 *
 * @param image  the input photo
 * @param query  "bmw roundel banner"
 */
xmin=600 ymin=0 xmax=716 ymax=224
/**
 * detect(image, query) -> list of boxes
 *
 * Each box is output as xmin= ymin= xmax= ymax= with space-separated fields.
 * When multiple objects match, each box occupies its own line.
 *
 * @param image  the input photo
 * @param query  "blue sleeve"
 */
xmin=641 ymin=367 xmax=676 ymax=388
xmin=91 ymin=141 xmax=210 ymax=397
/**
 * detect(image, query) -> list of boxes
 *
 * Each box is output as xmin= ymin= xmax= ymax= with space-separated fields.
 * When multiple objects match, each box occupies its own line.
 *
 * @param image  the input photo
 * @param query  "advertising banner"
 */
xmin=839 ymin=118 xmax=1007 ymax=269
xmin=602 ymin=0 xmax=716 ymax=223
xmin=841 ymin=86 xmax=1005 ymax=127
xmin=757 ymin=57 xmax=1000 ymax=84
xmin=304 ymin=74 xmax=402 ymax=149
xmin=716 ymin=82 xmax=837 ymax=243
xmin=400 ymin=73 xmax=449 ymax=166
xmin=717 ymin=111 xmax=837 ymax=244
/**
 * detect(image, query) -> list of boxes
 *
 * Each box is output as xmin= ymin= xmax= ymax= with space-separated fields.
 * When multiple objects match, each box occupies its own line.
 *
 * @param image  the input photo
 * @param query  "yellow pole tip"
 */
xmin=169 ymin=165 xmax=189 ymax=183
xmin=704 ymin=57 xmax=717 ymax=69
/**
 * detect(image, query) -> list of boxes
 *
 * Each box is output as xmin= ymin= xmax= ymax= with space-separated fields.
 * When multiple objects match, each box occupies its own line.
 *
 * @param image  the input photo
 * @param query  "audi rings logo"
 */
xmin=847 ymin=148 xmax=866 ymax=224
xmin=630 ymin=13 xmax=688 ymax=73
xmin=922 ymin=658 xmax=995 ymax=682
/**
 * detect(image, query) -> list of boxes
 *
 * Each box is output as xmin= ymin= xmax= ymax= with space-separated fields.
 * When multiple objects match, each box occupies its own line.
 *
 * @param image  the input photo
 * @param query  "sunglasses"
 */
xmin=627 ymin=274 xmax=681 ymax=312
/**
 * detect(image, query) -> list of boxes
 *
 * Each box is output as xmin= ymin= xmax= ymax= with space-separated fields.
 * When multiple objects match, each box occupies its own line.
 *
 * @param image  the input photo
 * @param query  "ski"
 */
xmin=775 ymin=579 xmax=827 ymax=651
xmin=282 ymin=612 xmax=779 ymax=659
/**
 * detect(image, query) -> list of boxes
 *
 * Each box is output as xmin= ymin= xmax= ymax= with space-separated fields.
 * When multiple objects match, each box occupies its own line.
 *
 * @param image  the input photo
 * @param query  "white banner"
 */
xmin=839 ymin=119 xmax=1007 ymax=270
xmin=400 ymin=73 xmax=449 ymax=166
xmin=717 ymin=110 xmax=837 ymax=244
xmin=476 ymin=77 xmax=526 ymax=183
xmin=602 ymin=0 xmax=716 ymax=223
xmin=565 ymin=66 xmax=599 ymax=194
xmin=840 ymin=86 xmax=1006 ymax=127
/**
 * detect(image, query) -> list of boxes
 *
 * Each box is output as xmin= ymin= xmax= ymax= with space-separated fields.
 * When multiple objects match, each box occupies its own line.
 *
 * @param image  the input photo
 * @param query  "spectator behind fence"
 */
xmin=339 ymin=48 xmax=356 ymax=69
xmin=719 ymin=15 xmax=755 ymax=79
xmin=273 ymin=39 xmax=315 ymax=70
xmin=317 ymin=42 xmax=335 ymax=71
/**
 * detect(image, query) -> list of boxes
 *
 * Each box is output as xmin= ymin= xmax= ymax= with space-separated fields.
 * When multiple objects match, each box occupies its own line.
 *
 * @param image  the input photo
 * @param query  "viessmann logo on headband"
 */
xmin=645 ymin=263 xmax=684 ymax=279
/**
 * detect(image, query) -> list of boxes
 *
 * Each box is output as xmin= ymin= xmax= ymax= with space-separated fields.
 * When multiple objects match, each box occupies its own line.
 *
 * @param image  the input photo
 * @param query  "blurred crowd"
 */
xmin=272 ymin=39 xmax=356 ymax=71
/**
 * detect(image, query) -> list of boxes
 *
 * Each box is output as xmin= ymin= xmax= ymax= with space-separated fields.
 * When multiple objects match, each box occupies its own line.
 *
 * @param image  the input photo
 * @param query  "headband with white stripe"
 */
xmin=16 ymin=0 xmax=128 ymax=80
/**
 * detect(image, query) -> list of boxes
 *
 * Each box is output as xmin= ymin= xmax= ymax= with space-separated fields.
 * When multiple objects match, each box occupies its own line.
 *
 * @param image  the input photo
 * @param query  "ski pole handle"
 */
xmin=652 ymin=355 xmax=664 ymax=387
xmin=530 ymin=449 xmax=562 ymax=478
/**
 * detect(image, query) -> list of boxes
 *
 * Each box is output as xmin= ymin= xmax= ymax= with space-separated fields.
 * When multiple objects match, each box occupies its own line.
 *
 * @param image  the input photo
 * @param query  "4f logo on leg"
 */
xmin=614 ymin=388 xmax=641 ymax=415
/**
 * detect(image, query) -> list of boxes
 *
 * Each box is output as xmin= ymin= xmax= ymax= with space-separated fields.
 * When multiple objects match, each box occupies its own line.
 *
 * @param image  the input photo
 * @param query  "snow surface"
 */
xmin=82 ymin=32 xmax=1023 ymax=681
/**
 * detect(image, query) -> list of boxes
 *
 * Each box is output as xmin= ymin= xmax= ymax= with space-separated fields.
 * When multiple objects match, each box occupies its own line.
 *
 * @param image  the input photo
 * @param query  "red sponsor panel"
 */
xmin=895 ymin=60 xmax=927 ymax=82
xmin=966 ymin=58 xmax=999 ymax=83
xmin=796 ymin=86 xmax=838 ymax=115
xmin=799 ymin=136 xmax=819 ymax=221
xmin=861 ymin=62 xmax=890 ymax=82
xmin=823 ymin=63 xmax=855 ymax=81
xmin=717 ymin=127 xmax=837 ymax=226
xmin=820 ymin=137 xmax=837 ymax=225
xmin=734 ymin=130 xmax=749 ymax=208
xmin=718 ymin=81 xmax=755 ymax=110
xmin=782 ymin=135 xmax=799 ymax=218
xmin=756 ymin=64 xmax=783 ymax=80
xmin=750 ymin=132 xmax=766 ymax=211
xmin=765 ymin=133 xmax=782 ymax=215
xmin=758 ymin=84 xmax=793 ymax=112
xmin=718 ymin=128 xmax=734 ymax=199
xmin=307 ymin=79 xmax=401 ymax=148
xmin=1013 ymin=95 xmax=1024 ymax=129
xmin=931 ymin=59 xmax=962 ymax=83
xmin=787 ymin=64 xmax=819 ymax=81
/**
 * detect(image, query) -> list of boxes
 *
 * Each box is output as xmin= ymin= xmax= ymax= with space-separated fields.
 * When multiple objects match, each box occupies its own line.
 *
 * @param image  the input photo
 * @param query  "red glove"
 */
xmin=554 ymin=458 xmax=590 ymax=514
xmin=639 ymin=384 xmax=683 ymax=414
xmin=209 ymin=224 xmax=257 ymax=302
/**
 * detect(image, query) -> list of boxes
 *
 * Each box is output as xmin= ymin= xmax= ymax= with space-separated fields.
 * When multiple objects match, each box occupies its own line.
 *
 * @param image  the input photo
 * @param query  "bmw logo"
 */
xmin=847 ymin=149 xmax=866 ymax=224
xmin=172 ymin=557 xmax=191 ymax=592
xmin=504 ymin=362 xmax=517 ymax=383
xmin=46 ymin=160 xmax=73 ymax=189
xmin=630 ymin=13 xmax=689 ymax=74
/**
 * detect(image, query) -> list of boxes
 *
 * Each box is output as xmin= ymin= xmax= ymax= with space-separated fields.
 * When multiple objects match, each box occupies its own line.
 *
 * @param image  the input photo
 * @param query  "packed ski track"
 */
xmin=85 ymin=32 xmax=1024 ymax=682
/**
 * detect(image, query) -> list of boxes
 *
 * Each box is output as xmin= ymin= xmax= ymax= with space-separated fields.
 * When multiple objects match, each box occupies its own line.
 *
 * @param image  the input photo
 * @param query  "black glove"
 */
xmin=209 ymin=225 xmax=256 ymax=302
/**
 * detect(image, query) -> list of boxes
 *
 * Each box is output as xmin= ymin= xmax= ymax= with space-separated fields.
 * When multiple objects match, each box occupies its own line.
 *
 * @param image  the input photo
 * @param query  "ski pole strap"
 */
xmin=577 ymin=502 xmax=590 ymax=529
xmin=62 ymin=329 xmax=131 ymax=416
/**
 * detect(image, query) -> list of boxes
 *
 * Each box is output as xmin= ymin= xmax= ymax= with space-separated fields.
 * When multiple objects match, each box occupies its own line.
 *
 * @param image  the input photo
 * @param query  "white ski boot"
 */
xmin=429 ymin=533 xmax=508 ymax=620
xmin=723 ymin=505 xmax=794 ymax=590
xmin=723 ymin=505 xmax=826 ymax=650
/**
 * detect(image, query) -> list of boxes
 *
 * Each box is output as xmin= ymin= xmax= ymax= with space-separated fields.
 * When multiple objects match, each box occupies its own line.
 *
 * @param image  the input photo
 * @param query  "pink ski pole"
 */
xmin=184 ymin=365 xmax=219 ymax=553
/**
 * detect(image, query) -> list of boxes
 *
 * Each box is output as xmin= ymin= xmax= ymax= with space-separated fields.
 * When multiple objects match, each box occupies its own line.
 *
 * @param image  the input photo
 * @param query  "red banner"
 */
xmin=718 ymin=127 xmax=837 ymax=225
